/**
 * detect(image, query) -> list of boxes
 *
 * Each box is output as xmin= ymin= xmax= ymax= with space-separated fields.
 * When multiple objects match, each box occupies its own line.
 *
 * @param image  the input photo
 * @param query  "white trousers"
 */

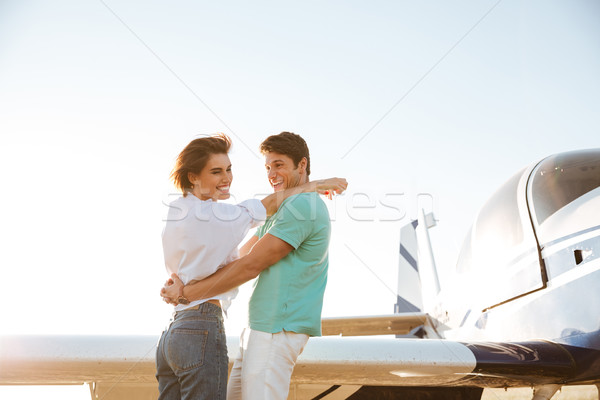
xmin=227 ymin=328 xmax=309 ymax=400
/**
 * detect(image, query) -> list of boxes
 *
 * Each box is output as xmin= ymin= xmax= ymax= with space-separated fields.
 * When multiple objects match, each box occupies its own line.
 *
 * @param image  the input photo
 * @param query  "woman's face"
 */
xmin=190 ymin=153 xmax=232 ymax=201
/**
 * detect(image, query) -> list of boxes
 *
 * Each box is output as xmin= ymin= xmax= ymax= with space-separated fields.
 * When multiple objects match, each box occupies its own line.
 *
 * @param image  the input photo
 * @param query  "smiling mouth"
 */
xmin=271 ymin=181 xmax=284 ymax=190
xmin=217 ymin=185 xmax=230 ymax=193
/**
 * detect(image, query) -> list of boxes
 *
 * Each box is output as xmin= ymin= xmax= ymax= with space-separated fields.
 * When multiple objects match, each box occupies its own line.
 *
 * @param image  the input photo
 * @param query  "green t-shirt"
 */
xmin=249 ymin=192 xmax=331 ymax=337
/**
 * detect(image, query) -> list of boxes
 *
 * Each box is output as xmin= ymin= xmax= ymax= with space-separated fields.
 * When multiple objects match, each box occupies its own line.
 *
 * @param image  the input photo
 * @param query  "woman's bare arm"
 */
xmin=260 ymin=177 xmax=347 ymax=216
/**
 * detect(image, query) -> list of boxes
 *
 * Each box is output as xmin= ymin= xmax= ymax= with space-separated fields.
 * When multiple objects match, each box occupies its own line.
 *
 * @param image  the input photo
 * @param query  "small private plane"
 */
xmin=1 ymin=148 xmax=599 ymax=400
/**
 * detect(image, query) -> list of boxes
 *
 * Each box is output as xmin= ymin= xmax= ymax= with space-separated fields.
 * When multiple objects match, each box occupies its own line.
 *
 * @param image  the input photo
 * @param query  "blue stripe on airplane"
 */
xmin=463 ymin=340 xmax=580 ymax=383
xmin=395 ymin=295 xmax=421 ymax=313
xmin=399 ymin=244 xmax=418 ymax=272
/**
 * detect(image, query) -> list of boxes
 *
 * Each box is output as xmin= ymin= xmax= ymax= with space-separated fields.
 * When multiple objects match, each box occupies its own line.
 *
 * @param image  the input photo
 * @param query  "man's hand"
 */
xmin=161 ymin=273 xmax=183 ymax=305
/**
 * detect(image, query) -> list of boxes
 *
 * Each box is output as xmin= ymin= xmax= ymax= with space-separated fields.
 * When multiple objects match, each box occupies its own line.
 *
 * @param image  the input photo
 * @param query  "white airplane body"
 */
xmin=2 ymin=148 xmax=599 ymax=400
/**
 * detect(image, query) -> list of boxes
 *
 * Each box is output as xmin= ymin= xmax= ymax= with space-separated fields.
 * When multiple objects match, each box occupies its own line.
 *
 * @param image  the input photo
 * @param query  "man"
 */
xmin=162 ymin=132 xmax=343 ymax=400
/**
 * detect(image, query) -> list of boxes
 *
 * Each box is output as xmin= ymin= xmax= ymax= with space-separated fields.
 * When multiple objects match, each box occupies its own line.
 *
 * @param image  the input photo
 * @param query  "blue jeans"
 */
xmin=156 ymin=302 xmax=228 ymax=400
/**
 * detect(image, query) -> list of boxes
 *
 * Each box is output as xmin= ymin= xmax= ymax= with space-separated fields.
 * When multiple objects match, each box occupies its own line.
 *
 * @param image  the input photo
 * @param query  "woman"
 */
xmin=156 ymin=133 xmax=346 ymax=400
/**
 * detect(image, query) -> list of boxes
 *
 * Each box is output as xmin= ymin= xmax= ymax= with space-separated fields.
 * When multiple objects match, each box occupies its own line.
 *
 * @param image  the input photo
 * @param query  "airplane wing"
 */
xmin=0 ymin=335 xmax=160 ymax=400
xmin=0 ymin=333 xmax=590 ymax=400
xmin=0 ymin=335 xmax=158 ymax=386
xmin=289 ymin=335 xmax=584 ymax=399
xmin=320 ymin=312 xmax=430 ymax=336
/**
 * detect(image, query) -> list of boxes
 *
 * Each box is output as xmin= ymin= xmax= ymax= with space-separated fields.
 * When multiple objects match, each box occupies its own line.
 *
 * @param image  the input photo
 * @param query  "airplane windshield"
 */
xmin=531 ymin=149 xmax=600 ymax=226
xmin=456 ymin=167 xmax=545 ymax=309
xmin=456 ymin=169 xmax=525 ymax=274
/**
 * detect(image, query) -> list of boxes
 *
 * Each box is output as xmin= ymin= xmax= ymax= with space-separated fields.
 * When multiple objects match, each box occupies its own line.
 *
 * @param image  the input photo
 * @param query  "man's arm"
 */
xmin=162 ymin=234 xmax=293 ymax=303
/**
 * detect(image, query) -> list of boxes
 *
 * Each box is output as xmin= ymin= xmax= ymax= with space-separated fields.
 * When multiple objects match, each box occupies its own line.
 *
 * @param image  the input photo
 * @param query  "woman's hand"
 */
xmin=316 ymin=177 xmax=348 ymax=199
xmin=161 ymin=273 xmax=183 ymax=305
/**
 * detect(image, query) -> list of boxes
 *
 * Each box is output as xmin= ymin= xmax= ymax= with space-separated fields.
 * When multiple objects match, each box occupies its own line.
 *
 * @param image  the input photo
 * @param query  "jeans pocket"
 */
xmin=167 ymin=328 xmax=209 ymax=372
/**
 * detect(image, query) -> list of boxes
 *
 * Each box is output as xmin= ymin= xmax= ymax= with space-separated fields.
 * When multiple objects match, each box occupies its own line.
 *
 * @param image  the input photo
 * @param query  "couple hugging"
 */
xmin=157 ymin=131 xmax=348 ymax=400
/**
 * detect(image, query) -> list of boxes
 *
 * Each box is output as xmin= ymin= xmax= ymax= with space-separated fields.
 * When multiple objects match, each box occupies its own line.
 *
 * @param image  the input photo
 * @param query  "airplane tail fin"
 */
xmin=395 ymin=210 xmax=440 ymax=316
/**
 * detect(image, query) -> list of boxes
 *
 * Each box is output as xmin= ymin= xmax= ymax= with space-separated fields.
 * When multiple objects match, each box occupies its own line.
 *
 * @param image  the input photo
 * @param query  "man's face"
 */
xmin=264 ymin=152 xmax=305 ymax=192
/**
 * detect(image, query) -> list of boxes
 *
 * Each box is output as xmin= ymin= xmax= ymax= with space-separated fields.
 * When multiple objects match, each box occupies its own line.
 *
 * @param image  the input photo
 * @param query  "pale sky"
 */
xmin=1 ymin=0 xmax=599 ymax=398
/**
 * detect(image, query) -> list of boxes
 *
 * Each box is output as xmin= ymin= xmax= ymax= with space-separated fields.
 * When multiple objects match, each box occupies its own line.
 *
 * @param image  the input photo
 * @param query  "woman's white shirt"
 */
xmin=162 ymin=195 xmax=266 ymax=312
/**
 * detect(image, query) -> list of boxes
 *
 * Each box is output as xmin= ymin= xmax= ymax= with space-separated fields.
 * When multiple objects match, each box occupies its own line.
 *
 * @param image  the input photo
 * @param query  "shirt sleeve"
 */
xmin=208 ymin=199 xmax=266 ymax=233
xmin=266 ymin=194 xmax=314 ymax=249
xmin=237 ymin=199 xmax=267 ymax=228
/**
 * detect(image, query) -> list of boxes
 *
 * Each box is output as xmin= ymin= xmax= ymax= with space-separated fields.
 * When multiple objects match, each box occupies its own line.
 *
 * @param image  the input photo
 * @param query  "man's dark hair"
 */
xmin=259 ymin=132 xmax=310 ymax=176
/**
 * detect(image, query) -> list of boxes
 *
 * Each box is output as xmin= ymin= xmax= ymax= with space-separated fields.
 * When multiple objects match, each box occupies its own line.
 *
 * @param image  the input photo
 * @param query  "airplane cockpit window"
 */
xmin=457 ymin=167 xmax=546 ymax=310
xmin=531 ymin=149 xmax=600 ymax=226
xmin=456 ymin=169 xmax=525 ymax=274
